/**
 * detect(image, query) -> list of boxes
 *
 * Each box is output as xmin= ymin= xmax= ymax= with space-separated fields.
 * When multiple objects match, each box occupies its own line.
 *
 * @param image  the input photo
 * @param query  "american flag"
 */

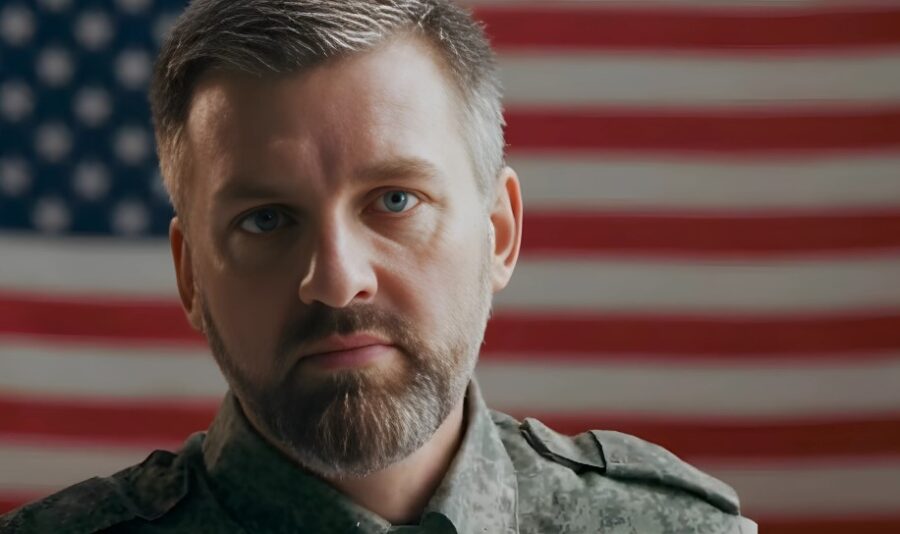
xmin=2 ymin=1 xmax=899 ymax=532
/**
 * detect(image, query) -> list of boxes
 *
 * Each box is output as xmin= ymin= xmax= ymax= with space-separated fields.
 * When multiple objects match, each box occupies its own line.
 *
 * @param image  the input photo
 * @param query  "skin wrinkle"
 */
xmin=0 ymin=2 xmax=754 ymax=532
xmin=172 ymin=31 xmax=491 ymax=231
xmin=152 ymin=0 xmax=504 ymax=222
xmin=181 ymin=37 xmax=501 ymax=493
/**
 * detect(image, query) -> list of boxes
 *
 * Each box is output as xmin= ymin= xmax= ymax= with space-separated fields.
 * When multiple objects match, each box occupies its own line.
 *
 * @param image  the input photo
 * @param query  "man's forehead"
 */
xmin=180 ymin=35 xmax=473 ymax=207
xmin=185 ymin=36 xmax=457 ymax=139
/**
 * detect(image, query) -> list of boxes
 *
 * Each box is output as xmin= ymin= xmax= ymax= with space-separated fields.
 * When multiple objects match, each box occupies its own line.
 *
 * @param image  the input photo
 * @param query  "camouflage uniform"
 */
xmin=0 ymin=381 xmax=757 ymax=533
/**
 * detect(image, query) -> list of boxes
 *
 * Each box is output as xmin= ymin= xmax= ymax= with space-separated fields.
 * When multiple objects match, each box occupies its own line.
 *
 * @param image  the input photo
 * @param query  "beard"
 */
xmin=200 ymin=247 xmax=492 ymax=478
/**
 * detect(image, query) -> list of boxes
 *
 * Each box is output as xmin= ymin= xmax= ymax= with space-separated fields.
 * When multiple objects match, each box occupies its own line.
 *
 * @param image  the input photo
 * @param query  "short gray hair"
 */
xmin=150 ymin=0 xmax=505 ymax=215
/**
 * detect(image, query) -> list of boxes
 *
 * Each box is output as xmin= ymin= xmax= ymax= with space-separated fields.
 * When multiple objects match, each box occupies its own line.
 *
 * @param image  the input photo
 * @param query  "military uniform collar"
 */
xmin=420 ymin=379 xmax=519 ymax=533
xmin=202 ymin=390 xmax=389 ymax=532
xmin=201 ymin=380 xmax=518 ymax=533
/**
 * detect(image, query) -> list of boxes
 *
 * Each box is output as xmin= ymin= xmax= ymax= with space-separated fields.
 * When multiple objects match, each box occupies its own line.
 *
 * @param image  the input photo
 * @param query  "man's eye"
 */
xmin=372 ymin=190 xmax=420 ymax=214
xmin=238 ymin=208 xmax=287 ymax=234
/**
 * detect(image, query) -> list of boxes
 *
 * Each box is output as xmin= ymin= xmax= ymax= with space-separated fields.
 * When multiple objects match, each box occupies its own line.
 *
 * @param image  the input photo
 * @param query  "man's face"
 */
xmin=171 ymin=37 xmax=519 ymax=476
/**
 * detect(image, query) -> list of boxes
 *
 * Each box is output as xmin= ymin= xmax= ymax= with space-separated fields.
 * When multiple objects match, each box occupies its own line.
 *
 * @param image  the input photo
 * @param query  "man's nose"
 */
xmin=297 ymin=218 xmax=377 ymax=308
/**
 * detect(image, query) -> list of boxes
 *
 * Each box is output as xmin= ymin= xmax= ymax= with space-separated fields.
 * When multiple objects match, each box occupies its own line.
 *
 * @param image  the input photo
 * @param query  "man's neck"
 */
xmin=325 ymin=400 xmax=466 ymax=524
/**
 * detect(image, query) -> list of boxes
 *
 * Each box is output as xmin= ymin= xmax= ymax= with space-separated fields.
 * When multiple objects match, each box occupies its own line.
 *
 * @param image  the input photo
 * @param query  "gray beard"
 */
xmin=202 ymin=295 xmax=487 ymax=478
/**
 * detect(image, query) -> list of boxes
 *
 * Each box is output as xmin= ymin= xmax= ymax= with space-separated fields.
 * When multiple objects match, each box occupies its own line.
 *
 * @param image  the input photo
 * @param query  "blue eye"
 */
xmin=374 ymin=190 xmax=419 ymax=213
xmin=239 ymin=208 xmax=284 ymax=234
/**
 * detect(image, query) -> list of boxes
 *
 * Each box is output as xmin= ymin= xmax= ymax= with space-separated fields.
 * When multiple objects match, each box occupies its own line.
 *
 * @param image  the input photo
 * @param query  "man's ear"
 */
xmin=489 ymin=166 xmax=523 ymax=293
xmin=169 ymin=217 xmax=204 ymax=331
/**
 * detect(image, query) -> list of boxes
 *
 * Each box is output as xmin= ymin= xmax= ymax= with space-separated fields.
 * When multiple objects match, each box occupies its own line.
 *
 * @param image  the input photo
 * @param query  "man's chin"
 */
xmin=288 ymin=352 xmax=409 ymax=395
xmin=258 ymin=384 xmax=445 ymax=478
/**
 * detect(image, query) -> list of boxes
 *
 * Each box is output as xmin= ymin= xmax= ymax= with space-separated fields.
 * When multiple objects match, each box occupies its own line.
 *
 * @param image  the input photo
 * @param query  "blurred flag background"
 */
xmin=2 ymin=0 xmax=900 ymax=531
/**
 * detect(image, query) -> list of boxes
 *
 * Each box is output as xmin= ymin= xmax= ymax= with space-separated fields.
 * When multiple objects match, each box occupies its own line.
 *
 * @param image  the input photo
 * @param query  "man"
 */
xmin=1 ymin=1 xmax=756 ymax=532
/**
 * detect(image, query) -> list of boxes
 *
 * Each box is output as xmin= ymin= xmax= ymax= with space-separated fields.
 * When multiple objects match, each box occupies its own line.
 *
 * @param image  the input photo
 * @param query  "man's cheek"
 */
xmin=408 ymin=263 xmax=469 ymax=324
xmin=223 ymin=235 xmax=305 ymax=274
xmin=213 ymin=296 xmax=275 ymax=355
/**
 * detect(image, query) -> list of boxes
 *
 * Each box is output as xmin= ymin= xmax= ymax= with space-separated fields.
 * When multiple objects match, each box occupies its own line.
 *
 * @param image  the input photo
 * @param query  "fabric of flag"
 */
xmin=1 ymin=0 xmax=899 ymax=532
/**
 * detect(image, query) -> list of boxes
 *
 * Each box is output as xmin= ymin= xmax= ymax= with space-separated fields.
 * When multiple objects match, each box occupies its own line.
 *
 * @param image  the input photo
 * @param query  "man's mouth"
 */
xmin=300 ymin=333 xmax=395 ymax=369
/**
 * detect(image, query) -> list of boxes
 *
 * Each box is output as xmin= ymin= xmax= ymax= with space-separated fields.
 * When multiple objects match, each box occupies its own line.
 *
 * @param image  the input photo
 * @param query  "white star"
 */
xmin=114 ymin=126 xmax=151 ymax=165
xmin=73 ymin=161 xmax=111 ymax=201
xmin=112 ymin=200 xmax=150 ymax=236
xmin=150 ymin=169 xmax=171 ymax=204
xmin=36 ymin=47 xmax=75 ymax=87
xmin=0 ymin=157 xmax=31 ymax=197
xmin=35 ymin=122 xmax=73 ymax=163
xmin=32 ymin=197 xmax=72 ymax=234
xmin=0 ymin=5 xmax=36 ymax=46
xmin=0 ymin=80 xmax=34 ymax=122
xmin=115 ymin=49 xmax=152 ymax=90
xmin=115 ymin=0 xmax=151 ymax=15
xmin=74 ymin=10 xmax=114 ymax=51
xmin=37 ymin=0 xmax=72 ymax=13
xmin=153 ymin=12 xmax=179 ymax=45
xmin=73 ymin=87 xmax=112 ymax=127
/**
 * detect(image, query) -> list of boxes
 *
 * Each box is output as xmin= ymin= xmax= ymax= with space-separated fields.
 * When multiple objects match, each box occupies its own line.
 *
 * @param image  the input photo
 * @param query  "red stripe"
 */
xmin=0 ymin=292 xmax=201 ymax=345
xmin=0 ymin=396 xmax=216 ymax=446
xmin=484 ymin=312 xmax=900 ymax=358
xmin=2 ymin=395 xmax=897 ymax=460
xmin=504 ymin=107 xmax=900 ymax=153
xmin=474 ymin=6 xmax=900 ymax=51
xmin=512 ymin=412 xmax=900 ymax=462
xmin=0 ymin=494 xmax=29 ymax=515
xmin=2 ymin=292 xmax=900 ymax=356
xmin=523 ymin=209 xmax=900 ymax=257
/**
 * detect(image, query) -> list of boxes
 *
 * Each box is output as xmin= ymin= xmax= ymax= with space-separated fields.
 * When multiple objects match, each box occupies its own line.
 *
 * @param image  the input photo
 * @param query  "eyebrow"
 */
xmin=358 ymin=157 xmax=442 ymax=183
xmin=213 ymin=157 xmax=443 ymax=203
xmin=213 ymin=180 xmax=287 ymax=203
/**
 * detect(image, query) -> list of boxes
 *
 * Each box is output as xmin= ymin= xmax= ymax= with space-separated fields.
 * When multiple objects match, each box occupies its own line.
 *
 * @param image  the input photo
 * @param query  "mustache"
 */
xmin=276 ymin=303 xmax=416 ymax=360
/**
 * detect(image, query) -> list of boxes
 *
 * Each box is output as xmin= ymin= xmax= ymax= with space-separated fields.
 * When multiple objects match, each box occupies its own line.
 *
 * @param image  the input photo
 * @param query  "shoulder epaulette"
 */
xmin=520 ymin=417 xmax=741 ymax=515
xmin=0 ymin=449 xmax=190 ymax=533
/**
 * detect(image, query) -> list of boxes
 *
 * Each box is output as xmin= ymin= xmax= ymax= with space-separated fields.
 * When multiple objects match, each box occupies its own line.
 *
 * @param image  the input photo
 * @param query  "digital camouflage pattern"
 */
xmin=0 ymin=381 xmax=757 ymax=533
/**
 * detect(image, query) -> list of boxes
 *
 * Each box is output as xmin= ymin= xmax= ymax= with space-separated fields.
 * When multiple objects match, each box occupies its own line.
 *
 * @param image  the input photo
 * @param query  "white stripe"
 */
xmin=707 ymin=458 xmax=900 ymax=516
xmin=501 ymin=53 xmax=900 ymax=106
xmin=1 ymin=444 xmax=899 ymax=515
xmin=3 ymin=341 xmax=899 ymax=417
xmin=0 ymin=341 xmax=225 ymax=400
xmin=513 ymin=154 xmax=900 ymax=210
xmin=498 ymin=256 xmax=900 ymax=312
xmin=4 ymin=235 xmax=900 ymax=312
xmin=0 ymin=445 xmax=148 ymax=491
xmin=0 ymin=233 xmax=176 ymax=297
xmin=477 ymin=359 xmax=900 ymax=417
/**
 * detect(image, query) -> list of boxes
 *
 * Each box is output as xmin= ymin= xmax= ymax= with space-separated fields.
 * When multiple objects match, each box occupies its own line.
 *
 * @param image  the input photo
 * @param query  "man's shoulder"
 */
xmin=0 ymin=437 xmax=201 ymax=534
xmin=491 ymin=411 xmax=756 ymax=533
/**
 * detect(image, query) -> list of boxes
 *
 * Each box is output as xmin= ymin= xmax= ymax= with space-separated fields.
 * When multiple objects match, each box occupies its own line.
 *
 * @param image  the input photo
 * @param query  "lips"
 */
xmin=300 ymin=333 xmax=392 ymax=358
xmin=299 ymin=333 xmax=395 ymax=369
